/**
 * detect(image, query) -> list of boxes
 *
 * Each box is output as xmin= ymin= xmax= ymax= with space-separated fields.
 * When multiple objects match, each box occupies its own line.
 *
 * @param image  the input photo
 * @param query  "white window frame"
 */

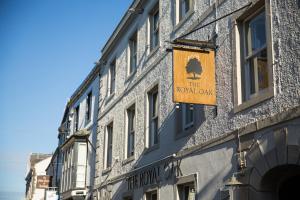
xmin=177 ymin=182 xmax=196 ymax=200
xmin=104 ymin=122 xmax=113 ymax=169
xmin=126 ymin=104 xmax=136 ymax=158
xmin=85 ymin=91 xmax=92 ymax=123
xmin=128 ymin=31 xmax=138 ymax=76
xmin=243 ymin=9 xmax=268 ymax=100
xmin=146 ymin=85 xmax=159 ymax=148
xmin=109 ymin=60 xmax=116 ymax=95
xmin=148 ymin=3 xmax=160 ymax=53
xmin=144 ymin=188 xmax=159 ymax=200
xmin=73 ymin=105 xmax=80 ymax=133
xmin=175 ymin=0 xmax=193 ymax=24
xmin=234 ymin=0 xmax=273 ymax=112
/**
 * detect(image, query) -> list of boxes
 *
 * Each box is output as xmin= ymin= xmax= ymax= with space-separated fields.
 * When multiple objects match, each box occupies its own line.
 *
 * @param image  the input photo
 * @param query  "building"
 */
xmin=45 ymin=147 xmax=62 ymax=200
xmin=58 ymin=65 xmax=100 ymax=200
xmin=25 ymin=153 xmax=52 ymax=200
xmin=92 ymin=0 xmax=300 ymax=200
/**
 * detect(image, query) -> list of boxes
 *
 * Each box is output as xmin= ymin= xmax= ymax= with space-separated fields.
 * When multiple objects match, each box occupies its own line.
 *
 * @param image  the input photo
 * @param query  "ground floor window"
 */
xmin=177 ymin=182 xmax=195 ymax=200
xmin=145 ymin=190 xmax=158 ymax=200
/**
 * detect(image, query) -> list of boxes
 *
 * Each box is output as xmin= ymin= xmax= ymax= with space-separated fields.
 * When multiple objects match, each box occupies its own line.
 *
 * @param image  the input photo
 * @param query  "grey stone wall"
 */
xmin=94 ymin=0 xmax=300 ymax=192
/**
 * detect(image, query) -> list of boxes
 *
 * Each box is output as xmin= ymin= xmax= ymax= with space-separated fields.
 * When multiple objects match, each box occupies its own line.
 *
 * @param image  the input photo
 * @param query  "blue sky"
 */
xmin=0 ymin=0 xmax=132 ymax=194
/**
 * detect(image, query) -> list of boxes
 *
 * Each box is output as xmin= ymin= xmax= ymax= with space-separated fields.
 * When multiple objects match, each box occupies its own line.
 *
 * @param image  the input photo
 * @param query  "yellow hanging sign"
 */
xmin=173 ymin=47 xmax=216 ymax=105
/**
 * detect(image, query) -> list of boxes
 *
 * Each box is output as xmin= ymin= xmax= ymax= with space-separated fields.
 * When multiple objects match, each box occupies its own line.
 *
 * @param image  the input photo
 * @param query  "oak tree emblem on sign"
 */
xmin=186 ymin=58 xmax=202 ymax=80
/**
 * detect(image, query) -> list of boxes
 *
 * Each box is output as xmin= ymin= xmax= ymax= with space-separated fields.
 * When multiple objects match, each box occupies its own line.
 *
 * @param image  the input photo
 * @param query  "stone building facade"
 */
xmin=92 ymin=0 xmax=300 ymax=200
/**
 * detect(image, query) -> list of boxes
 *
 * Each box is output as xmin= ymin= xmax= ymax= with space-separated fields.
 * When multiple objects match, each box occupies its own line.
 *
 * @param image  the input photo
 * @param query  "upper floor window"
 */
xmin=175 ymin=103 xmax=202 ymax=139
xmin=105 ymin=122 xmax=113 ymax=168
xmin=147 ymin=85 xmax=159 ymax=147
xmin=109 ymin=60 xmax=116 ymax=95
xmin=129 ymin=32 xmax=137 ymax=75
xmin=74 ymin=105 xmax=80 ymax=132
xmin=126 ymin=104 xmax=135 ymax=158
xmin=234 ymin=0 xmax=273 ymax=110
xmin=174 ymin=0 xmax=193 ymax=25
xmin=86 ymin=91 xmax=92 ymax=122
xmin=182 ymin=103 xmax=193 ymax=129
xmin=243 ymin=10 xmax=268 ymax=99
xmin=179 ymin=0 xmax=191 ymax=21
xmin=66 ymin=118 xmax=71 ymax=136
xmin=149 ymin=3 xmax=159 ymax=51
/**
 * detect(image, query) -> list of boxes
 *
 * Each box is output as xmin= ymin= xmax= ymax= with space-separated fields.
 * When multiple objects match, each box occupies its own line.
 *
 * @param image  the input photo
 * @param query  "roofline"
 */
xmin=45 ymin=148 xmax=59 ymax=172
xmin=101 ymin=0 xmax=145 ymax=59
xmin=68 ymin=64 xmax=101 ymax=108
xmin=58 ymin=64 xmax=101 ymax=128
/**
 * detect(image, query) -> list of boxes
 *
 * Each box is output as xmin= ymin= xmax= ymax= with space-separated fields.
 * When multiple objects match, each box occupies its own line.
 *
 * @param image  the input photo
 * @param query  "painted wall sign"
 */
xmin=126 ymin=159 xmax=182 ymax=191
xmin=173 ymin=47 xmax=216 ymax=105
xmin=36 ymin=175 xmax=50 ymax=188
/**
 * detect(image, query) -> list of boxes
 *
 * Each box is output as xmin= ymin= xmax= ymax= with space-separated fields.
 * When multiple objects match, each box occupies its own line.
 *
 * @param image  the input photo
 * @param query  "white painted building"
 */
xmin=58 ymin=66 xmax=100 ymax=200
xmin=25 ymin=154 xmax=52 ymax=200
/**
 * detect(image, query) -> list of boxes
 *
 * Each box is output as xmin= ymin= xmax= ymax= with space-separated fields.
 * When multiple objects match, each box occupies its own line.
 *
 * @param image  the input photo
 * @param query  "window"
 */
xmin=149 ymin=3 xmax=159 ymax=51
xmin=178 ymin=0 xmax=191 ymax=22
xmin=76 ymin=143 xmax=87 ymax=188
xmin=109 ymin=60 xmax=116 ymax=95
xmin=74 ymin=105 xmax=80 ymax=132
xmin=243 ymin=10 xmax=268 ymax=100
xmin=177 ymin=182 xmax=196 ymax=200
xmin=182 ymin=104 xmax=193 ymax=129
xmin=126 ymin=105 xmax=135 ymax=158
xmin=129 ymin=32 xmax=137 ymax=75
xmin=105 ymin=123 xmax=113 ymax=168
xmin=66 ymin=118 xmax=71 ymax=136
xmin=145 ymin=190 xmax=158 ymax=200
xmin=147 ymin=86 xmax=159 ymax=147
xmin=235 ymin=0 xmax=273 ymax=109
xmin=175 ymin=104 xmax=201 ymax=139
xmin=61 ymin=145 xmax=75 ymax=192
xmin=86 ymin=91 xmax=92 ymax=122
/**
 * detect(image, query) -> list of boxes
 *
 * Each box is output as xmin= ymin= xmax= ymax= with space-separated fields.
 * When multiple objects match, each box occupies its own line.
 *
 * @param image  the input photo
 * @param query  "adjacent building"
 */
xmin=92 ymin=0 xmax=300 ymax=200
xmin=25 ymin=153 xmax=52 ymax=200
xmin=45 ymin=147 xmax=62 ymax=200
xmin=58 ymin=66 xmax=100 ymax=200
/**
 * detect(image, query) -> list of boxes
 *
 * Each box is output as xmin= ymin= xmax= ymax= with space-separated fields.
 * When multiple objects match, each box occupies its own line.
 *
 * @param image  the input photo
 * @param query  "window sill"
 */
xmin=173 ymin=10 xmax=194 ymax=34
xmin=122 ymin=156 xmax=135 ymax=165
xmin=234 ymin=88 xmax=274 ymax=113
xmin=184 ymin=122 xmax=194 ymax=130
xmin=125 ymin=70 xmax=137 ymax=83
xmin=105 ymin=92 xmax=115 ymax=104
xmin=144 ymin=144 xmax=159 ymax=154
xmin=102 ymin=167 xmax=112 ymax=175
xmin=146 ymin=46 xmax=160 ymax=62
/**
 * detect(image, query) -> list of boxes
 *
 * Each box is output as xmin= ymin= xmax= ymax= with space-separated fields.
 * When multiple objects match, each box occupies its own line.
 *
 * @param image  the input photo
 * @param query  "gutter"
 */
xmin=68 ymin=64 xmax=101 ymax=108
xmin=101 ymin=0 xmax=144 ymax=60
